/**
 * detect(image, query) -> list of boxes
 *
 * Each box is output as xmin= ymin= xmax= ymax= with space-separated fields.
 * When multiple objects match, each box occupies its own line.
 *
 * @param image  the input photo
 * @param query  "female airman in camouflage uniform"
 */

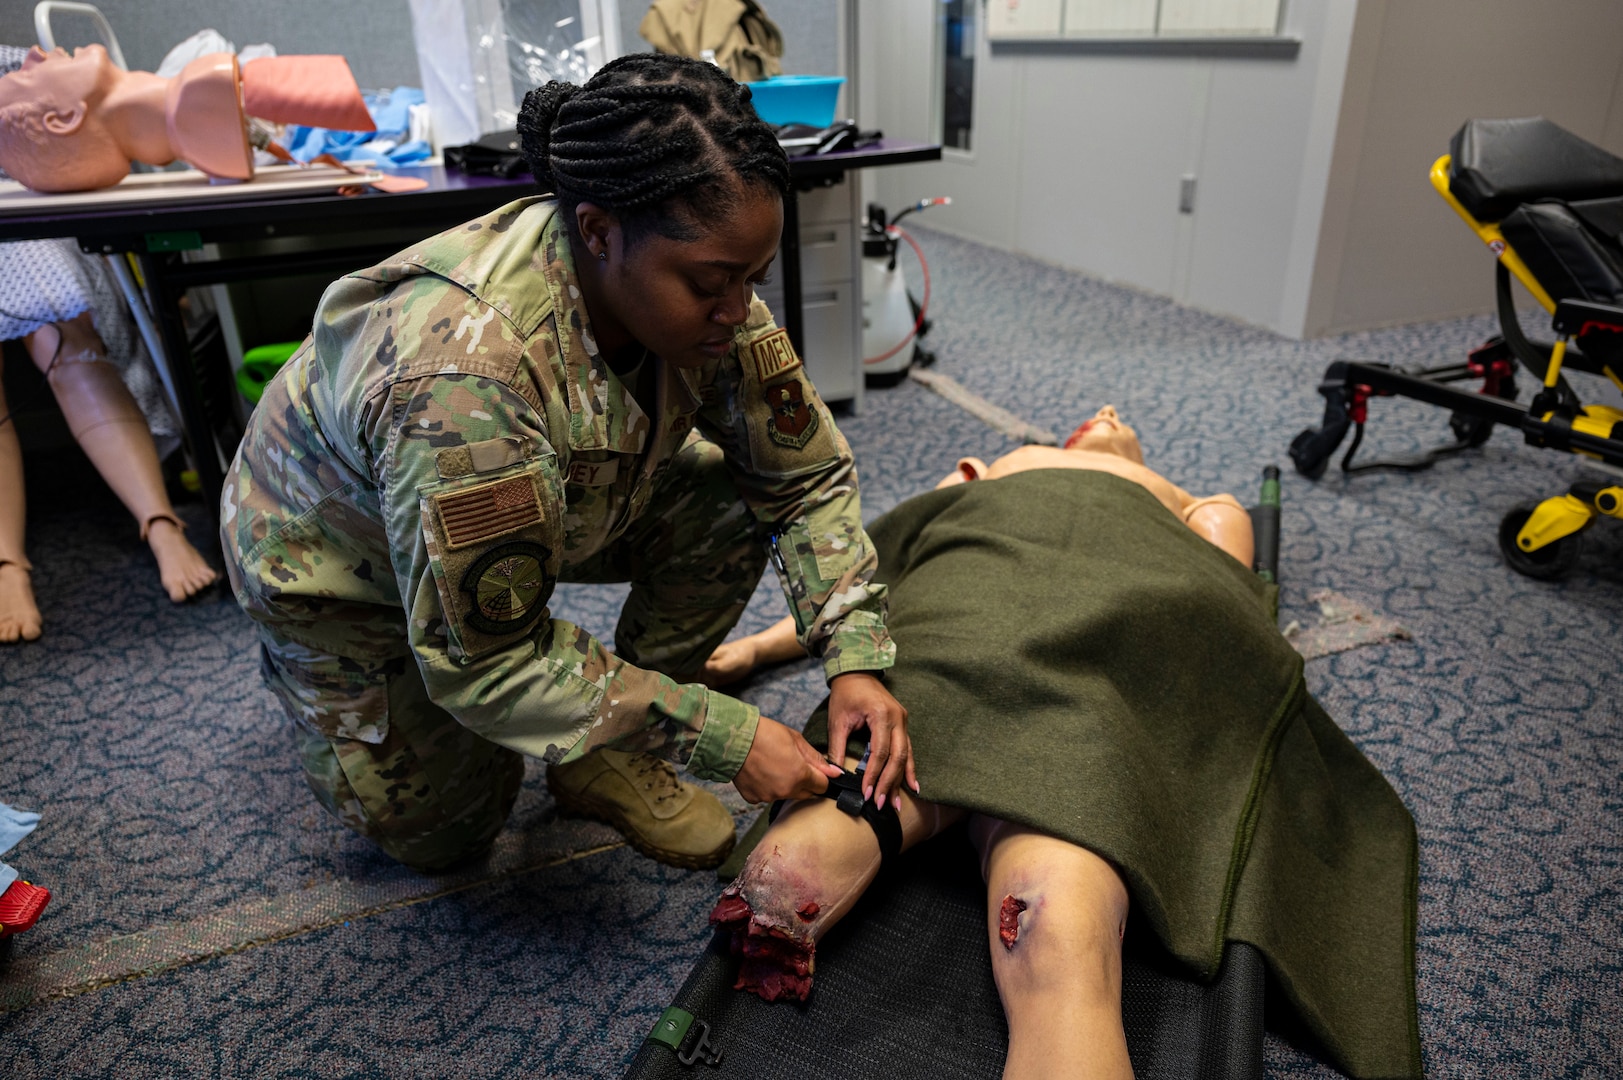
xmin=222 ymin=54 xmax=913 ymax=872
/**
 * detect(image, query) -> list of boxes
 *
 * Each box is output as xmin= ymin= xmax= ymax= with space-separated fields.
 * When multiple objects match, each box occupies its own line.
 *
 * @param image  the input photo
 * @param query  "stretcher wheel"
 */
xmin=1498 ymin=504 xmax=1583 ymax=580
xmin=1449 ymin=410 xmax=1497 ymax=448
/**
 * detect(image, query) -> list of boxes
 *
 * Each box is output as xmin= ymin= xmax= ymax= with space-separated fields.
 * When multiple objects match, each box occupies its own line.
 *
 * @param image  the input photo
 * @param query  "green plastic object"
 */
xmin=236 ymin=342 xmax=301 ymax=405
xmin=1254 ymin=465 xmax=1282 ymax=584
xmin=646 ymin=1006 xmax=695 ymax=1052
xmin=145 ymin=230 xmax=202 ymax=252
xmin=1259 ymin=471 xmax=1281 ymax=509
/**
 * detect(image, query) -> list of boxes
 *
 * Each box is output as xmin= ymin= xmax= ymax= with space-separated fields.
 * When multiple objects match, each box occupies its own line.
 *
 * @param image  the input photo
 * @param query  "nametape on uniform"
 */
xmin=436 ymin=475 xmax=543 ymax=548
xmin=565 ymin=458 xmax=620 ymax=486
xmin=749 ymin=328 xmax=801 ymax=383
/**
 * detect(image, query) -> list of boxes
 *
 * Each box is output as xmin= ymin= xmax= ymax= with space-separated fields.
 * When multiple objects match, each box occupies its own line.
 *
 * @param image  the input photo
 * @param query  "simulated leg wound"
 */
xmin=711 ymin=789 xmax=964 ymax=1002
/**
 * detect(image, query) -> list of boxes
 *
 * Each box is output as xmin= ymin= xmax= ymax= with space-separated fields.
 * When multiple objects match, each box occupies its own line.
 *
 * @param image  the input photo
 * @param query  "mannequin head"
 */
xmin=1062 ymin=404 xmax=1143 ymax=463
xmin=935 ymin=405 xmax=1147 ymax=489
xmin=0 ymin=45 xmax=129 ymax=192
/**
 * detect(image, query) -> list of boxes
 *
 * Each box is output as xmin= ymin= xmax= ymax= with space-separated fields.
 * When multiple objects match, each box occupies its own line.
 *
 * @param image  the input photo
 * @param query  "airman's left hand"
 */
xmin=826 ymin=672 xmax=917 ymax=810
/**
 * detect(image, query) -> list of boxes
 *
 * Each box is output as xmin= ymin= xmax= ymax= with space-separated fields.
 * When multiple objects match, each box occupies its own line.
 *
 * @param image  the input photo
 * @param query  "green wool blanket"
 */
xmin=803 ymin=469 xmax=1422 ymax=1079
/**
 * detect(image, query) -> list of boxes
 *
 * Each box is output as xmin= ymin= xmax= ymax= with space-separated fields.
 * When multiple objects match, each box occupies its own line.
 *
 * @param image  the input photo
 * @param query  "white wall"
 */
xmin=1304 ymin=0 xmax=1623 ymax=335
xmin=859 ymin=0 xmax=1358 ymax=336
xmin=860 ymin=0 xmax=1623 ymax=339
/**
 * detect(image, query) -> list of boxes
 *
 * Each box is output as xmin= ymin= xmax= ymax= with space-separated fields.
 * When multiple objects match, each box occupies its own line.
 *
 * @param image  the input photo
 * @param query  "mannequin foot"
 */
xmin=144 ymin=517 xmax=218 ymax=602
xmin=0 ymin=563 xmax=43 ymax=643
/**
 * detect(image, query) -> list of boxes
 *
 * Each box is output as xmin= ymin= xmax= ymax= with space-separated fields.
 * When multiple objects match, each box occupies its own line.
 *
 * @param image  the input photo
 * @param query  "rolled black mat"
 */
xmin=626 ymin=825 xmax=1264 ymax=1080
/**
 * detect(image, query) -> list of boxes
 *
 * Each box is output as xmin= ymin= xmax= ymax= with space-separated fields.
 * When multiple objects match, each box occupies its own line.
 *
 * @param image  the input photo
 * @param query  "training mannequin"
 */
xmin=706 ymin=406 xmax=1253 ymax=1080
xmin=703 ymin=404 xmax=1253 ymax=685
xmin=0 ymin=44 xmax=372 ymax=193
xmin=0 ymin=310 xmax=217 ymax=643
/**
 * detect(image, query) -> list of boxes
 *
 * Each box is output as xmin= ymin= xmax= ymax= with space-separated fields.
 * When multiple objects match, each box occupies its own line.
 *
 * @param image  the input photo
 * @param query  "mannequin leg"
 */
xmin=0 ymin=360 xmax=42 ymax=643
xmin=969 ymin=816 xmax=1133 ymax=1080
xmin=711 ymin=763 xmax=967 ymax=1001
xmin=31 ymin=314 xmax=217 ymax=602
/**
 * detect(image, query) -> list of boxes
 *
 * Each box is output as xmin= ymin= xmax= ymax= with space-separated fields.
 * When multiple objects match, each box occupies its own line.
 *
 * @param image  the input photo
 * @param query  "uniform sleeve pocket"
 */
xmin=802 ymin=495 xmax=871 ymax=582
xmin=418 ymin=454 xmax=564 ymax=663
xmin=260 ymin=647 xmax=397 ymax=744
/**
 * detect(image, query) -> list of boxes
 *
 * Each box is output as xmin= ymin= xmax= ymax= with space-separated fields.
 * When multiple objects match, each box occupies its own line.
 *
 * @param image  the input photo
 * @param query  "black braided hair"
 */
xmin=517 ymin=54 xmax=790 ymax=246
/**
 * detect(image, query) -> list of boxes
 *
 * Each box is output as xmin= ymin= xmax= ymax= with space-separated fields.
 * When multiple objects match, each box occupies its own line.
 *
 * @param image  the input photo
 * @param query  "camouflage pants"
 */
xmin=283 ymin=434 xmax=766 ymax=870
xmin=562 ymin=432 xmax=770 ymax=682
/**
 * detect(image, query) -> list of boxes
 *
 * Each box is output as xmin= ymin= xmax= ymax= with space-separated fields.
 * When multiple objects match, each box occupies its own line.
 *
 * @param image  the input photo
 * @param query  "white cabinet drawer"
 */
xmin=800 ymin=281 xmax=857 ymax=403
xmin=796 ymin=181 xmax=854 ymax=226
xmin=796 ymin=221 xmax=854 ymax=285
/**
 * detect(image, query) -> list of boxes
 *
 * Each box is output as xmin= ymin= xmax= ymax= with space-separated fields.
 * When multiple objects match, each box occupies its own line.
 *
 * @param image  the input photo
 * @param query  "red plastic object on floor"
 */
xmin=0 ymin=878 xmax=51 ymax=937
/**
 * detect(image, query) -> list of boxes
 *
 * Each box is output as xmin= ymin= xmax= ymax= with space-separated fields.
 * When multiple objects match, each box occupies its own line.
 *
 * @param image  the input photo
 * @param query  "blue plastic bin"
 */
xmin=745 ymin=75 xmax=846 ymax=128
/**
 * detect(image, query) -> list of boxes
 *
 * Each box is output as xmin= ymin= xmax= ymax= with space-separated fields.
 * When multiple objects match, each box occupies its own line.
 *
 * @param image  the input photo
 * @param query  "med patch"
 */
xmin=738 ymin=322 xmax=838 ymax=476
xmin=749 ymin=327 xmax=801 ymax=383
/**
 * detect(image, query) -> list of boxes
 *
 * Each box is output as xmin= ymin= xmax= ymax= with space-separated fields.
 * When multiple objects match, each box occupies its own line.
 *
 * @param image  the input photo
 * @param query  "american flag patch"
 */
xmin=438 ymin=476 xmax=541 ymax=548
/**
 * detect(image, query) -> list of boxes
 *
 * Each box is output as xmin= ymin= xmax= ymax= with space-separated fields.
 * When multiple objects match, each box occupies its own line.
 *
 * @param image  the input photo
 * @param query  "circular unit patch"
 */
xmin=458 ymin=541 xmax=552 ymax=636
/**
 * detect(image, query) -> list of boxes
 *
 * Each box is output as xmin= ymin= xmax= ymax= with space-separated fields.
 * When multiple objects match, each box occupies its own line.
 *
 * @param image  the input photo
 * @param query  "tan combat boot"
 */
xmin=546 ymin=749 xmax=736 ymax=869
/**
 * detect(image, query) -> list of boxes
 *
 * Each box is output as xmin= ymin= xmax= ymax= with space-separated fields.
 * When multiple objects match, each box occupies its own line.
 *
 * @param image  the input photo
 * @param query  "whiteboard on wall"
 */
xmin=989 ymin=0 xmax=1281 ymax=38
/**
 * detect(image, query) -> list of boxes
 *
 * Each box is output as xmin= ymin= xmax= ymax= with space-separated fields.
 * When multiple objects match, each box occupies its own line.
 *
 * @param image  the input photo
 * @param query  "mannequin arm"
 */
xmin=700 ymin=615 xmax=804 ymax=687
xmin=1183 ymin=495 xmax=1254 ymax=567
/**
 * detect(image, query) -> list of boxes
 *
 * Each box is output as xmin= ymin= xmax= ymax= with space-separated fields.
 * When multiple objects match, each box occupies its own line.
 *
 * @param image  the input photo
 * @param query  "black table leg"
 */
xmin=138 ymin=252 xmax=226 ymax=533
xmin=781 ymin=186 xmax=803 ymax=355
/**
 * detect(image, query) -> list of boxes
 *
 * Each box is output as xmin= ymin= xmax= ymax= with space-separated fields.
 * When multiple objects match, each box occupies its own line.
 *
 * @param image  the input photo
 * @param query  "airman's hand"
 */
xmin=732 ymin=715 xmax=842 ymax=804
xmin=827 ymin=672 xmax=917 ymax=810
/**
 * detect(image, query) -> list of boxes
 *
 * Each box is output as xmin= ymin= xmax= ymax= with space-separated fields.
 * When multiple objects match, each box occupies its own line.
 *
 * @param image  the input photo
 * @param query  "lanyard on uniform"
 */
xmin=767 ymin=527 xmax=790 ymax=579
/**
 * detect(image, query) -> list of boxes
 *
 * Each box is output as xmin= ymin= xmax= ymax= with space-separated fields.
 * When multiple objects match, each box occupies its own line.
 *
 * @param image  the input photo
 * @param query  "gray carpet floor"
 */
xmin=2 ymin=222 xmax=1620 ymax=1077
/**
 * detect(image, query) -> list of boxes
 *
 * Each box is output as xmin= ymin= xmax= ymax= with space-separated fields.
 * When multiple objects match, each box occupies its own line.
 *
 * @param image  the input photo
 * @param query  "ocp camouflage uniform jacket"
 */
xmin=223 ymin=197 xmax=894 ymax=783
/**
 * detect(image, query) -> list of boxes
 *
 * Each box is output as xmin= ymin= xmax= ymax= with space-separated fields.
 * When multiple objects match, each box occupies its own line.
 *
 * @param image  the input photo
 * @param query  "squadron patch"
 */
xmin=459 ymin=541 xmax=552 ymax=635
xmin=749 ymin=328 xmax=801 ymax=383
xmin=762 ymin=380 xmax=820 ymax=450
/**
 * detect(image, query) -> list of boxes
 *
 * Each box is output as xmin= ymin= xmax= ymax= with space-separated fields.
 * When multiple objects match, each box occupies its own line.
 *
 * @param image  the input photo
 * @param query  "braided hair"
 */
xmin=517 ymin=53 xmax=790 ymax=246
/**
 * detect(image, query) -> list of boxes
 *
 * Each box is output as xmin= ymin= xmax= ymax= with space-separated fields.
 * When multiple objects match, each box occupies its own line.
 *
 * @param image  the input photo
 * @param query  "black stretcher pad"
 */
xmin=1501 ymin=199 xmax=1623 ymax=305
xmin=625 ymin=826 xmax=1265 ymax=1080
xmin=1449 ymin=117 xmax=1623 ymax=222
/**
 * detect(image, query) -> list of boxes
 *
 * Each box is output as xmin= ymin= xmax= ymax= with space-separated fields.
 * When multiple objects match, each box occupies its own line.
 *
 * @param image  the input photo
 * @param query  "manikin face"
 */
xmin=575 ymin=188 xmax=783 ymax=369
xmin=1063 ymin=404 xmax=1144 ymax=464
xmin=0 ymin=44 xmax=115 ymax=117
xmin=933 ymin=404 xmax=1146 ymax=489
xmin=0 ymin=44 xmax=127 ymax=192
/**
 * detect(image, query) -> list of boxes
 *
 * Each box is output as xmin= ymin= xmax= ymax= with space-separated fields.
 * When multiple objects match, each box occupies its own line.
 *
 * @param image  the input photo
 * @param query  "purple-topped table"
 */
xmin=0 ymin=140 xmax=941 ymax=520
xmin=0 ymin=165 xmax=538 ymax=512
